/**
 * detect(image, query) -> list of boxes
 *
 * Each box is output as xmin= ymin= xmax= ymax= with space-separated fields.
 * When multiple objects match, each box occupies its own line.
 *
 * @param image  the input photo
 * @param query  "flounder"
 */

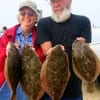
xmin=4 ymin=42 xmax=22 ymax=100
xmin=72 ymin=40 xmax=100 ymax=93
xmin=20 ymin=44 xmax=44 ymax=100
xmin=40 ymin=45 xmax=70 ymax=100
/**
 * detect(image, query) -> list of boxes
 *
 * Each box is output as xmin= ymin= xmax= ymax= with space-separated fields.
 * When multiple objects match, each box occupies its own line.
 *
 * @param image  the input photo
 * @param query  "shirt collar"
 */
xmin=16 ymin=26 xmax=22 ymax=35
xmin=16 ymin=26 xmax=32 ymax=37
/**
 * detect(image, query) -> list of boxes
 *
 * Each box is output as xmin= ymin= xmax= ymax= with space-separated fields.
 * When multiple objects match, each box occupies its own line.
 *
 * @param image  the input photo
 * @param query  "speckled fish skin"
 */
xmin=20 ymin=44 xmax=44 ymax=100
xmin=40 ymin=45 xmax=70 ymax=100
xmin=72 ymin=40 xmax=100 ymax=93
xmin=4 ymin=42 xmax=22 ymax=100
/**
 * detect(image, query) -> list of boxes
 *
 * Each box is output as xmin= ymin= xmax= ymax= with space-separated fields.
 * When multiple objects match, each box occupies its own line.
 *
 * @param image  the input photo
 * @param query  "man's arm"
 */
xmin=41 ymin=41 xmax=52 ymax=56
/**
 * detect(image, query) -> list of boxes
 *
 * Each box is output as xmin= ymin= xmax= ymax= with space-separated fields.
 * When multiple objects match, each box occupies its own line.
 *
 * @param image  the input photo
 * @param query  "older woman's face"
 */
xmin=18 ymin=7 xmax=37 ymax=28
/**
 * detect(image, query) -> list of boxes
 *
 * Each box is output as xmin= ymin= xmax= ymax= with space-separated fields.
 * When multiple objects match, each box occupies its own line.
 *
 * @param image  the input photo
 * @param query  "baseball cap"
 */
xmin=18 ymin=0 xmax=39 ymax=16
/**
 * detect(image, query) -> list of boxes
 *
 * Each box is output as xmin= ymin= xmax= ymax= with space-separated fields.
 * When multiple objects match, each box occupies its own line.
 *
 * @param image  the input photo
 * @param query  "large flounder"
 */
xmin=4 ymin=42 xmax=22 ymax=100
xmin=72 ymin=40 xmax=100 ymax=93
xmin=20 ymin=44 xmax=44 ymax=100
xmin=40 ymin=45 xmax=70 ymax=100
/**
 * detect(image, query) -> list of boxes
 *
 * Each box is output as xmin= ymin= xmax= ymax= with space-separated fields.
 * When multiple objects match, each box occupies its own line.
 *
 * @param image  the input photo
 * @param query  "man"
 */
xmin=2 ymin=26 xmax=7 ymax=33
xmin=0 ymin=26 xmax=7 ymax=37
xmin=37 ymin=0 xmax=91 ymax=100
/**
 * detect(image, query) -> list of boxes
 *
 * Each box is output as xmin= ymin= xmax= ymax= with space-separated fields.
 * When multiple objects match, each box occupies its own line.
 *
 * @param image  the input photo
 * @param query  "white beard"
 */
xmin=51 ymin=8 xmax=71 ymax=23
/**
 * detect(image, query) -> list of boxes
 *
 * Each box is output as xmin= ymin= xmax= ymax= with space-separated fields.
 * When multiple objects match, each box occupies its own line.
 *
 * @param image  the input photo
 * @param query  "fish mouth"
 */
xmin=23 ymin=44 xmax=32 ymax=49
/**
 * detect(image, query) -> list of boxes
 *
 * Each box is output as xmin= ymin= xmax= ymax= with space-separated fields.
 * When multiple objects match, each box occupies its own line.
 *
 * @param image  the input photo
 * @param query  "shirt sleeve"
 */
xmin=36 ymin=18 xmax=51 ymax=45
xmin=78 ymin=16 xmax=92 ymax=43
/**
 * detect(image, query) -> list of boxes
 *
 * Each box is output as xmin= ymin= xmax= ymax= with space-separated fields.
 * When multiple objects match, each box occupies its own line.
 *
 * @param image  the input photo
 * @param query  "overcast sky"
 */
xmin=0 ymin=0 xmax=100 ymax=28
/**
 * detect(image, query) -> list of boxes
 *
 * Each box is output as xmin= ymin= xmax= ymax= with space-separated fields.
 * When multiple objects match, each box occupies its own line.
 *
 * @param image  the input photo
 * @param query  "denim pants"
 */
xmin=0 ymin=81 xmax=28 ymax=100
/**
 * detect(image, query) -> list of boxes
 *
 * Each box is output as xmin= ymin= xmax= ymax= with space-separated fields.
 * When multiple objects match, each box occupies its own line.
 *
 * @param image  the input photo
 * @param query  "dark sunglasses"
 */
xmin=19 ymin=11 xmax=36 ymax=17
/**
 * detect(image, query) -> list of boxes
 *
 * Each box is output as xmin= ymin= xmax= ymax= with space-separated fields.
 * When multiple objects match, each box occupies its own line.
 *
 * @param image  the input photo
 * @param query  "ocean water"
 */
xmin=89 ymin=28 xmax=100 ymax=60
xmin=92 ymin=28 xmax=100 ymax=43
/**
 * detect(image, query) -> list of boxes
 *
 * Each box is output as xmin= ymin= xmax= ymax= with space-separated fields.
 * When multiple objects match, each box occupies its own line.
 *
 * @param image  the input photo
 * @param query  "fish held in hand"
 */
xmin=4 ymin=42 xmax=22 ymax=100
xmin=40 ymin=45 xmax=70 ymax=100
xmin=72 ymin=40 xmax=100 ymax=93
xmin=20 ymin=44 xmax=44 ymax=100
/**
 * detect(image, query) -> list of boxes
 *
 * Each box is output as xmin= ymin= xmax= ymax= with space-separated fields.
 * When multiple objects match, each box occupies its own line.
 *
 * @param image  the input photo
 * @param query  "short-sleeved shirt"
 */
xmin=37 ymin=14 xmax=91 ymax=99
xmin=15 ymin=26 xmax=33 ymax=53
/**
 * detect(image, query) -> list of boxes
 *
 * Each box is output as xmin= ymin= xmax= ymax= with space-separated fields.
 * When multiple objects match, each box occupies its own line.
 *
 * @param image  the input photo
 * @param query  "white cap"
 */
xmin=18 ymin=0 xmax=39 ymax=16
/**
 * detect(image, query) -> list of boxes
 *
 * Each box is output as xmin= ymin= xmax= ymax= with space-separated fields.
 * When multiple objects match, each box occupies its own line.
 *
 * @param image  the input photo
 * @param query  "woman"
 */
xmin=0 ymin=0 xmax=44 ymax=100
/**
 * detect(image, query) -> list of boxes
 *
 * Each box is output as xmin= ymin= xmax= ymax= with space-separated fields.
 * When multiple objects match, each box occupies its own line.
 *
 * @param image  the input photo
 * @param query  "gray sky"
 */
xmin=0 ymin=0 xmax=100 ymax=28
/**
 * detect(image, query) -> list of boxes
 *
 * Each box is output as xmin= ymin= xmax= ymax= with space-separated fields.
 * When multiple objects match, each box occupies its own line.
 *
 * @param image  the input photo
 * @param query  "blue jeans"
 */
xmin=0 ymin=81 xmax=28 ymax=100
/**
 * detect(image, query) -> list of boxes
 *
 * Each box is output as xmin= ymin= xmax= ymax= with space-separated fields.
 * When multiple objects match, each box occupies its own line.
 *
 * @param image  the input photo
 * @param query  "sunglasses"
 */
xmin=19 ymin=11 xmax=36 ymax=17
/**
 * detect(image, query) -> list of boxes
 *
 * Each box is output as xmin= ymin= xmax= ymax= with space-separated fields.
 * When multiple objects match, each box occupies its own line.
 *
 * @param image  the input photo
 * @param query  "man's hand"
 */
xmin=76 ymin=37 xmax=86 ymax=42
xmin=46 ymin=44 xmax=65 ymax=56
